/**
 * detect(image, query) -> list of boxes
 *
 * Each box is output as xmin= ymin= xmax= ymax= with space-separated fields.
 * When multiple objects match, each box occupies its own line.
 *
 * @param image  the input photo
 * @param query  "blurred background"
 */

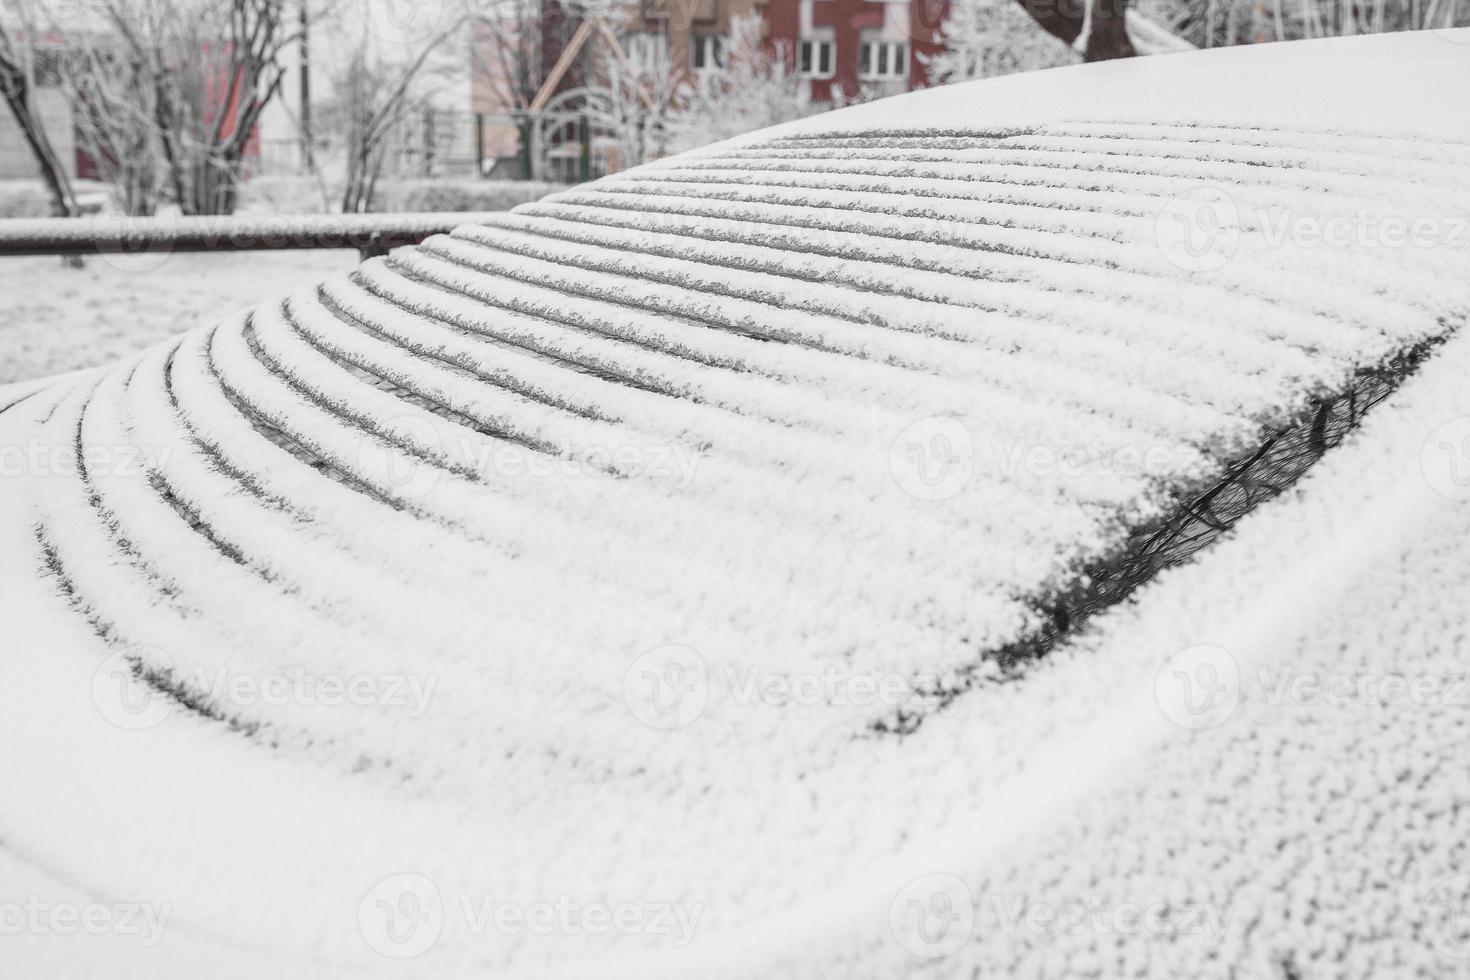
xmin=2 ymin=0 xmax=1466 ymax=382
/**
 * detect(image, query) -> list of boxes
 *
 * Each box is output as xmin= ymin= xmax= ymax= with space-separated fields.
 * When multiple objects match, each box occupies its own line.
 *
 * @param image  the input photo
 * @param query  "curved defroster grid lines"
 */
xmin=14 ymin=119 xmax=1470 ymax=782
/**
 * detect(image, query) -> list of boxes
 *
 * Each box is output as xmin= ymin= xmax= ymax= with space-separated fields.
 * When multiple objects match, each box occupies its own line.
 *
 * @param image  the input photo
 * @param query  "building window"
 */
xmin=692 ymin=35 xmax=723 ymax=72
xmin=859 ymin=40 xmax=907 ymax=80
xmin=624 ymin=33 xmax=666 ymax=74
xmin=799 ymin=38 xmax=835 ymax=79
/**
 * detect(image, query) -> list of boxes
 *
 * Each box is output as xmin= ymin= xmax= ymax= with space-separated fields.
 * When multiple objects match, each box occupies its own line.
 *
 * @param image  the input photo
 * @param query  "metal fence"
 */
xmin=0 ymin=212 xmax=508 ymax=261
xmin=251 ymin=109 xmax=487 ymax=180
xmin=249 ymin=105 xmax=624 ymax=185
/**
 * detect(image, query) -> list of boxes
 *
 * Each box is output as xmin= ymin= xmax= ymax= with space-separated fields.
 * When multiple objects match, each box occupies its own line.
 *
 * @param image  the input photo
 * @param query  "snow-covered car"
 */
xmin=1 ymin=28 xmax=1468 ymax=980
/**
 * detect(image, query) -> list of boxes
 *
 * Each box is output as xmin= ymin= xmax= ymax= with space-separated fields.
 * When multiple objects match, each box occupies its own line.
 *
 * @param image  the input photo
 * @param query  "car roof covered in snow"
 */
xmin=1 ymin=29 xmax=1468 ymax=980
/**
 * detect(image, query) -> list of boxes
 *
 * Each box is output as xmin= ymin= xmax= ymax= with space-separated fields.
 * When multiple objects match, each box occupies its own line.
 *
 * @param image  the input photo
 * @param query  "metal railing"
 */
xmin=0 ymin=211 xmax=509 ymax=261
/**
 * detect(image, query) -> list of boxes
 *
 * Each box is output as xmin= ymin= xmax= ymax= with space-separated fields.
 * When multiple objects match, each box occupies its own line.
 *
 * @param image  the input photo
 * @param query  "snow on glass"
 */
xmin=1 ymin=31 xmax=1468 ymax=980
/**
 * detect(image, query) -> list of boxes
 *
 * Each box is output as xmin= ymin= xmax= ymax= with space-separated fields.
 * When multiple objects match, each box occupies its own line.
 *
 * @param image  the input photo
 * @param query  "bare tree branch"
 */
xmin=0 ymin=6 xmax=79 ymax=217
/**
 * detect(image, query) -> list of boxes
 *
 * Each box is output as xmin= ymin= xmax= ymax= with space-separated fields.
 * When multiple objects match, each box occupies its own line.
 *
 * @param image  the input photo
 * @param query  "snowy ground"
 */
xmin=0 ymin=250 xmax=356 ymax=385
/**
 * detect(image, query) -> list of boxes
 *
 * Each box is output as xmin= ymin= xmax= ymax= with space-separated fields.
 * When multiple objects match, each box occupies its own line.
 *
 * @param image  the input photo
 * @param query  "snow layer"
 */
xmin=0 ymin=31 xmax=1468 ymax=979
xmin=0 ymin=250 xmax=356 ymax=384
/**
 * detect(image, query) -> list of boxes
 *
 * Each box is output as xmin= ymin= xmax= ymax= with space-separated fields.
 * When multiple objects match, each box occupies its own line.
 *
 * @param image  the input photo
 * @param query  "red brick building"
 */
xmin=760 ymin=0 xmax=950 ymax=101
xmin=474 ymin=0 xmax=952 ymax=114
xmin=470 ymin=0 xmax=951 ymax=177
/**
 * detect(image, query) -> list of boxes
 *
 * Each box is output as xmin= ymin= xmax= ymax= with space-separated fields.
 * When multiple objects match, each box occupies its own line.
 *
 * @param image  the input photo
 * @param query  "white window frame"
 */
xmin=691 ymin=34 xmax=723 ymax=72
xmin=858 ymin=39 xmax=908 ymax=81
xmin=798 ymin=38 xmax=835 ymax=79
xmin=624 ymin=33 xmax=666 ymax=75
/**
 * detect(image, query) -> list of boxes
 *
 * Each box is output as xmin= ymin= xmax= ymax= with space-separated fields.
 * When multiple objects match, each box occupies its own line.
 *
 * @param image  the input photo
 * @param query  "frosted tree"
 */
xmin=663 ymin=14 xmax=824 ymax=156
xmin=925 ymin=0 xmax=1080 ymax=83
xmin=1167 ymin=0 xmax=1470 ymax=46
xmin=54 ymin=24 xmax=166 ymax=215
xmin=929 ymin=0 xmax=1200 ymax=83
xmin=598 ymin=39 xmax=683 ymax=170
xmin=323 ymin=11 xmax=467 ymax=213
xmin=469 ymin=0 xmax=543 ymax=173
xmin=0 ymin=3 xmax=79 ymax=217
xmin=42 ymin=0 xmax=309 ymax=215
xmin=947 ymin=0 xmax=1470 ymax=63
